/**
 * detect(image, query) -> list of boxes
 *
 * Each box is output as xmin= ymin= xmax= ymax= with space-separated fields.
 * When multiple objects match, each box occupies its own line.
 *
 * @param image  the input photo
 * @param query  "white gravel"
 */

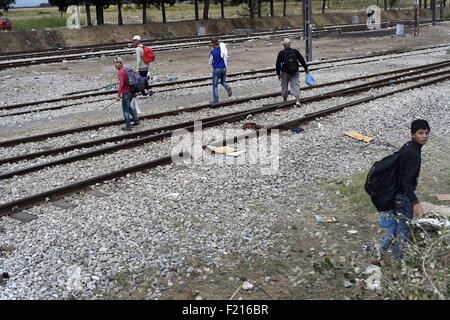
xmin=0 ymin=46 xmax=449 ymax=299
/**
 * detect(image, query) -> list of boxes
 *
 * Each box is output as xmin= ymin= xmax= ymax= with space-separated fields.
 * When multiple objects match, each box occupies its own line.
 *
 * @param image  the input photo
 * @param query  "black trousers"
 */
xmin=139 ymin=70 xmax=151 ymax=91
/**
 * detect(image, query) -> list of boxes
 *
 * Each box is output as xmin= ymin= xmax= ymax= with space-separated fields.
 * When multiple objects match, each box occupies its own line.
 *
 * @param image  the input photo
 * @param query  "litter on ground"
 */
xmin=314 ymin=215 xmax=338 ymax=223
xmin=344 ymin=131 xmax=374 ymax=142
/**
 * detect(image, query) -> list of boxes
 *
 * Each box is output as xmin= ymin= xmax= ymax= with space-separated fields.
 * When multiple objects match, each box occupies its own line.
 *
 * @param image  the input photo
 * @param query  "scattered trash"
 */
xmin=417 ymin=218 xmax=450 ymax=231
xmin=347 ymin=229 xmax=358 ymax=234
xmin=344 ymin=279 xmax=365 ymax=288
xmin=344 ymin=131 xmax=374 ymax=142
xmin=391 ymin=83 xmax=396 ymax=87
xmin=242 ymin=122 xmax=262 ymax=130
xmin=363 ymin=243 xmax=371 ymax=251
xmin=166 ymin=193 xmax=180 ymax=200
xmin=1 ymin=272 xmax=9 ymax=279
xmin=314 ymin=215 xmax=338 ymax=223
xmin=206 ymin=145 xmax=238 ymax=154
xmin=168 ymin=77 xmax=178 ymax=81
xmin=105 ymin=85 xmax=113 ymax=91
xmin=435 ymin=194 xmax=450 ymax=201
xmin=290 ymin=127 xmax=304 ymax=133
xmin=243 ymin=236 xmax=252 ymax=241
xmin=242 ymin=279 xmax=256 ymax=290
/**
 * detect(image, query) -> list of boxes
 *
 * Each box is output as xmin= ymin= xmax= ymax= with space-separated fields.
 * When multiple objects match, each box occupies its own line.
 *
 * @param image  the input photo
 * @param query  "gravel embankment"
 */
xmin=0 ymin=47 xmax=448 ymax=299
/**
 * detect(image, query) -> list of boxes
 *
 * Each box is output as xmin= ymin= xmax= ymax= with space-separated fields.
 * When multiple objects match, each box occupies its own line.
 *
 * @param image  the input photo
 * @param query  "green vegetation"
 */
xmin=11 ymin=15 xmax=68 ymax=30
xmin=319 ymin=171 xmax=376 ymax=214
xmin=2 ymin=1 xmax=433 ymax=31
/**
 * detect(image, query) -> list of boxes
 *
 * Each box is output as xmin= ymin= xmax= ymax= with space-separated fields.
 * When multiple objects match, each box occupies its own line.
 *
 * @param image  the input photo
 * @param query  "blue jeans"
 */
xmin=373 ymin=194 xmax=414 ymax=261
xmin=212 ymin=67 xmax=230 ymax=102
xmin=121 ymin=93 xmax=139 ymax=129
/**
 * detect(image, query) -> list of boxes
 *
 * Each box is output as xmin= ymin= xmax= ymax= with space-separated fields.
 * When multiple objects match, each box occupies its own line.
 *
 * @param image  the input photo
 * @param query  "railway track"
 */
xmin=0 ymin=61 xmax=448 ymax=216
xmin=2 ymin=44 xmax=448 ymax=116
xmin=1 ymin=59 xmax=448 ymax=148
xmin=0 ymin=18 xmax=446 ymax=70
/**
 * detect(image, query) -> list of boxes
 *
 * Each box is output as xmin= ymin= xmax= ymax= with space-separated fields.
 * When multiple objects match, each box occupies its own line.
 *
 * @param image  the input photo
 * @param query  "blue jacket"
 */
xmin=210 ymin=47 xmax=226 ymax=69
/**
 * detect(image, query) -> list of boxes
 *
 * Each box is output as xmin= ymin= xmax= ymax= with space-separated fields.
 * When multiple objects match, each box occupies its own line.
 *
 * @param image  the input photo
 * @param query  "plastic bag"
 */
xmin=305 ymin=73 xmax=315 ymax=86
xmin=131 ymin=98 xmax=141 ymax=114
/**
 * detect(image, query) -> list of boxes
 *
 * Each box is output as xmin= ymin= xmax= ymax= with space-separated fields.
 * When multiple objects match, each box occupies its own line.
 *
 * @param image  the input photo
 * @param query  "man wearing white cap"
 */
xmin=275 ymin=38 xmax=309 ymax=106
xmin=132 ymin=35 xmax=151 ymax=96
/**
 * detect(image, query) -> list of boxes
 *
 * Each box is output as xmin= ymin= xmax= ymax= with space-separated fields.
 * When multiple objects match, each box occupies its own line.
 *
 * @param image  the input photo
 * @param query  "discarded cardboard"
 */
xmin=314 ymin=215 xmax=338 ymax=223
xmin=206 ymin=145 xmax=238 ymax=154
xmin=345 ymin=131 xmax=374 ymax=142
xmin=435 ymin=194 xmax=450 ymax=201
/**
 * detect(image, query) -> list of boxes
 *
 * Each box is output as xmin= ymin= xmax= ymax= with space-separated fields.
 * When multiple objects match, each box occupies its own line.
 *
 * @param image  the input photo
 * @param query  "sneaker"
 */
xmin=210 ymin=100 xmax=219 ymax=105
xmin=121 ymin=127 xmax=132 ymax=132
xmin=132 ymin=122 xmax=140 ymax=126
xmin=226 ymin=87 xmax=232 ymax=97
xmin=283 ymin=97 xmax=288 ymax=102
xmin=370 ymin=258 xmax=382 ymax=267
xmin=295 ymin=101 xmax=302 ymax=107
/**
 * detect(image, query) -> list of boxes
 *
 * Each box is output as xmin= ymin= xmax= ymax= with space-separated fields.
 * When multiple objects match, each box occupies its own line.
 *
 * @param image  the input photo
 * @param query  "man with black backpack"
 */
xmin=275 ymin=38 xmax=309 ymax=107
xmin=370 ymin=119 xmax=430 ymax=266
xmin=115 ymin=57 xmax=140 ymax=131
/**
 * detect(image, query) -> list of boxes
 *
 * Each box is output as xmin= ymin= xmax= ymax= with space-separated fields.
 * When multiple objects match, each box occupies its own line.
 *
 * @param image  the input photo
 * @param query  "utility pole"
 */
xmin=414 ymin=0 xmax=419 ymax=36
xmin=431 ymin=0 xmax=436 ymax=25
xmin=303 ymin=0 xmax=312 ymax=62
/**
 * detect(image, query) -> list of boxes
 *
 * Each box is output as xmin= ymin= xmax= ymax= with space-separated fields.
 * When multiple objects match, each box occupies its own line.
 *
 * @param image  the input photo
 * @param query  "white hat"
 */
xmin=132 ymin=35 xmax=141 ymax=41
xmin=282 ymin=38 xmax=291 ymax=44
xmin=114 ymin=57 xmax=123 ymax=63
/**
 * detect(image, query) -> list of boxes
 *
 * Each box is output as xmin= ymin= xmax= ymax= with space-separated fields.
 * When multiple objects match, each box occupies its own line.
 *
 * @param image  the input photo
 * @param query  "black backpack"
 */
xmin=364 ymin=145 xmax=409 ymax=211
xmin=283 ymin=49 xmax=299 ymax=74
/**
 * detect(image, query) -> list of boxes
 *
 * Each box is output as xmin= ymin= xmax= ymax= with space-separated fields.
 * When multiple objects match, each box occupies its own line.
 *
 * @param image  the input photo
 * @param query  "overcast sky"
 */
xmin=13 ymin=0 xmax=49 ymax=7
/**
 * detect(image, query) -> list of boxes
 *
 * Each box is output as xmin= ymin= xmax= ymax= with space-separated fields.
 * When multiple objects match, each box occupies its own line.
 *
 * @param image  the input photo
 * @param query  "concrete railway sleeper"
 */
xmin=0 ymin=59 xmax=448 ymax=149
xmin=1 ymin=67 xmax=448 ymax=179
xmin=0 ymin=73 xmax=447 ymax=217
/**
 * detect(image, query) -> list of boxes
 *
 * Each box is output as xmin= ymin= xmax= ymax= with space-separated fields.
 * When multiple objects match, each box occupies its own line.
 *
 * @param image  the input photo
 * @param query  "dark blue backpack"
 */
xmin=364 ymin=146 xmax=409 ymax=211
xmin=123 ymin=67 xmax=146 ymax=94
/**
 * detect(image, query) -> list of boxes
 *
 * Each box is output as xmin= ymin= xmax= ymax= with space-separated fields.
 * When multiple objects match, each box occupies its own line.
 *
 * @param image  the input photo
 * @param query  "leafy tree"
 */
xmin=0 ymin=0 xmax=15 ymax=16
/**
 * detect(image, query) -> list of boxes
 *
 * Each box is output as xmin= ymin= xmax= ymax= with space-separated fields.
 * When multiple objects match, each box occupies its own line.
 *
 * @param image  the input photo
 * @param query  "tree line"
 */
xmin=44 ymin=0 xmax=293 ymax=26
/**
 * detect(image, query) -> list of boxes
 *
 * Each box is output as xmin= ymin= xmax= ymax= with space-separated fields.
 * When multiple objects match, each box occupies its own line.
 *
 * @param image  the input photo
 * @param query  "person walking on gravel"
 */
xmin=371 ymin=119 xmax=430 ymax=266
xmin=208 ymin=38 xmax=232 ymax=104
xmin=132 ymin=35 xmax=151 ymax=96
xmin=276 ymin=38 xmax=309 ymax=107
xmin=115 ymin=57 xmax=140 ymax=131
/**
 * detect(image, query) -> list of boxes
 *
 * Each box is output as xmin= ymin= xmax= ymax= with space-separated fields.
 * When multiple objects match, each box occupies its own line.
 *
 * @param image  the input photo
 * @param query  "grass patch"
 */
xmin=320 ymin=171 xmax=376 ymax=215
xmin=11 ymin=16 xmax=68 ymax=31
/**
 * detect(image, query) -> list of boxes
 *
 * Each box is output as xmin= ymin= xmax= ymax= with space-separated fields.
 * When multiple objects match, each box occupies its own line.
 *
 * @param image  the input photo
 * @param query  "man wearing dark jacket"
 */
xmin=275 ymin=38 xmax=309 ymax=107
xmin=372 ymin=119 xmax=430 ymax=265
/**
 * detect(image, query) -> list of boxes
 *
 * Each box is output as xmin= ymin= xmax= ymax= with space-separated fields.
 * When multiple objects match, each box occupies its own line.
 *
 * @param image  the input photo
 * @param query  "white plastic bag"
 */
xmin=131 ymin=98 xmax=141 ymax=114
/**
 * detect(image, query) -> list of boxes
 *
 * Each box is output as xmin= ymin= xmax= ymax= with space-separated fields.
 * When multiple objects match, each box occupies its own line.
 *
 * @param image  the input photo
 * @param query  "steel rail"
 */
xmin=0 ymin=73 xmax=448 ymax=216
xmin=1 ymin=67 xmax=449 ymax=179
xmin=2 ymin=46 xmax=448 ymax=113
xmin=0 ymin=20 xmax=413 ymax=60
xmin=1 ymin=60 xmax=448 ymax=148
xmin=1 ymin=18 xmax=447 ymax=70
xmin=0 ymin=18 xmax=445 ymax=61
